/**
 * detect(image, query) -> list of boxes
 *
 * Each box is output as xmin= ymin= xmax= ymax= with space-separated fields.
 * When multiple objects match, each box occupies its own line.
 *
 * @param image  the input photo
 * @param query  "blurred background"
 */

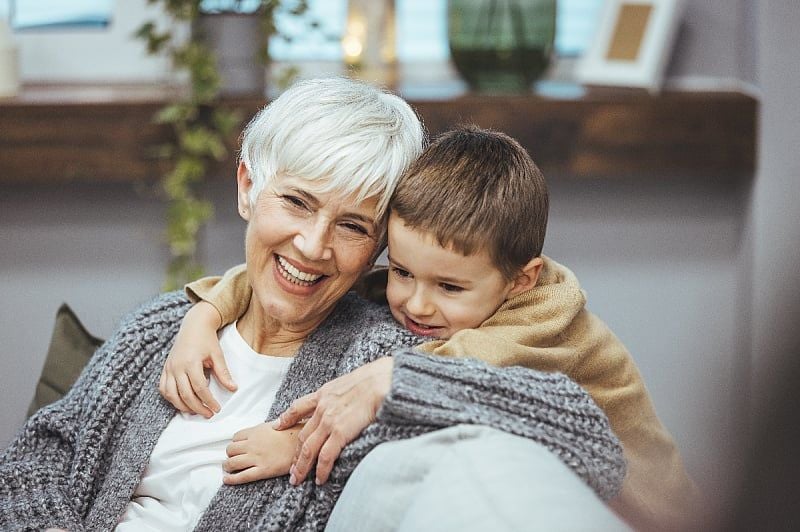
xmin=1 ymin=1 xmax=798 ymax=526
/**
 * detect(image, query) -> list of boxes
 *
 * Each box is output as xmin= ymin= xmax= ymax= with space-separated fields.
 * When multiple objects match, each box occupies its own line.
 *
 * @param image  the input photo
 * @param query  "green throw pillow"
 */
xmin=27 ymin=304 xmax=104 ymax=417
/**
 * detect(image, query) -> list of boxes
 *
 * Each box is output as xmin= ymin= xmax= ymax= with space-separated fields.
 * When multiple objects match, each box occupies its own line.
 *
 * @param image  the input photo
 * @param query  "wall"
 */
xmin=0 ymin=0 xmax=775 ymax=515
xmin=667 ymin=0 xmax=756 ymax=83
xmin=547 ymin=177 xmax=749 ymax=504
xmin=0 ymin=178 xmax=246 ymax=446
xmin=750 ymin=1 xmax=800 ymax=412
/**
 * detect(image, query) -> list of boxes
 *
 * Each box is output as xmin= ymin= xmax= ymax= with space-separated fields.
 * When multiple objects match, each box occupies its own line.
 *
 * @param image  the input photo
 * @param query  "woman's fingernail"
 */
xmin=290 ymin=473 xmax=297 ymax=485
xmin=315 ymin=477 xmax=322 ymax=486
xmin=271 ymin=418 xmax=281 ymax=428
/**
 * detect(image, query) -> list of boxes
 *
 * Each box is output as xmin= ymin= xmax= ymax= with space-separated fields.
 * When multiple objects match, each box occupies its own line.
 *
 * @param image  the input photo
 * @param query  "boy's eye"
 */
xmin=391 ymin=266 xmax=411 ymax=279
xmin=441 ymin=283 xmax=464 ymax=293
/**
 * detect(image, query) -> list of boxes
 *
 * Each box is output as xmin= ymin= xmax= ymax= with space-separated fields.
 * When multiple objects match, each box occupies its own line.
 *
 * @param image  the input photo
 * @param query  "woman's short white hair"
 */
xmin=240 ymin=77 xmax=425 ymax=220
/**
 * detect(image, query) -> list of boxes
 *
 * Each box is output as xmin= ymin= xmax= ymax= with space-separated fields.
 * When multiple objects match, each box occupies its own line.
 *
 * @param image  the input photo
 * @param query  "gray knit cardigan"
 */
xmin=0 ymin=291 xmax=625 ymax=531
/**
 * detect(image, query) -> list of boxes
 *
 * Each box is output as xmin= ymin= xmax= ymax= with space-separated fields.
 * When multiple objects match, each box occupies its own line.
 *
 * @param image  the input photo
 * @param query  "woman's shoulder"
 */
xmin=118 ymin=291 xmax=192 ymax=330
xmin=100 ymin=291 xmax=192 ymax=351
xmin=333 ymin=292 xmax=420 ymax=350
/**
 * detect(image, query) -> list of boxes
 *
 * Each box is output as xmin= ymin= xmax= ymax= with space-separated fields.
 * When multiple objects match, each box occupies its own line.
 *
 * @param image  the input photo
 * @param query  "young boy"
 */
xmin=164 ymin=126 xmax=699 ymax=530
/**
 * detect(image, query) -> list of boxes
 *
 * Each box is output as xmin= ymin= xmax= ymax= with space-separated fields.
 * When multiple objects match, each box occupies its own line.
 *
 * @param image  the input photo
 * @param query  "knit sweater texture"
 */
xmin=1 ymin=291 xmax=625 ymax=531
xmin=191 ymin=257 xmax=700 ymax=531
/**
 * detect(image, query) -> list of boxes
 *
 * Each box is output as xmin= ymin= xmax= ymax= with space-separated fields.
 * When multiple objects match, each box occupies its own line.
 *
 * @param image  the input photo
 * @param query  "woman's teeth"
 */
xmin=277 ymin=256 xmax=323 ymax=286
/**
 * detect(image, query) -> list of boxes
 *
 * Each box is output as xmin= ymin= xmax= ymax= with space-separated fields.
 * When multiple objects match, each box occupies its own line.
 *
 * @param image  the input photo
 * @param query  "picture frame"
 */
xmin=576 ymin=0 xmax=685 ymax=93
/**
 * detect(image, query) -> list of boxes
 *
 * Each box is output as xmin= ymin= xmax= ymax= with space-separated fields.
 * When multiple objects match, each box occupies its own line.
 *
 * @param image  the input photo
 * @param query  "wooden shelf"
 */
xmin=0 ymin=83 xmax=757 ymax=183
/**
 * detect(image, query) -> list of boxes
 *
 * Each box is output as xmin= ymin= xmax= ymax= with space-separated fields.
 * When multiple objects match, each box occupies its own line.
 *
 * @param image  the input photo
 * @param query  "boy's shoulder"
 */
xmin=484 ymin=256 xmax=587 ymax=329
xmin=516 ymin=256 xmax=585 ymax=305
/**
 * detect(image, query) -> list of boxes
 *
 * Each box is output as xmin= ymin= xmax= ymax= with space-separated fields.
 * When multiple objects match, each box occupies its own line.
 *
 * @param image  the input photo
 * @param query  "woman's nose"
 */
xmin=293 ymin=219 xmax=333 ymax=261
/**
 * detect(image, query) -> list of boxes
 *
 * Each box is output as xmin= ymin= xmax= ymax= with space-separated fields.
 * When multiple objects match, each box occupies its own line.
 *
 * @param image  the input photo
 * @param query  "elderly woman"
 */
xmin=0 ymin=79 xmax=623 ymax=531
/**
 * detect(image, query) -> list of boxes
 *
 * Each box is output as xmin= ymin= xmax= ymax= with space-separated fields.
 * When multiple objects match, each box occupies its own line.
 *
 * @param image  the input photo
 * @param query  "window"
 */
xmin=271 ymin=0 xmax=604 ymax=62
xmin=3 ymin=0 xmax=602 ymax=82
xmin=4 ymin=0 xmax=171 ymax=82
xmin=4 ymin=0 xmax=112 ymax=29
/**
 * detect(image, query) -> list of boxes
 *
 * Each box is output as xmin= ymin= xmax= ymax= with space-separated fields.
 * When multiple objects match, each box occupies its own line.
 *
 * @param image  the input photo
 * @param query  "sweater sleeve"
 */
xmin=0 ymin=409 xmax=86 ymax=531
xmin=379 ymin=350 xmax=627 ymax=501
xmin=184 ymin=263 xmax=251 ymax=326
xmin=0 ymin=292 xmax=189 ymax=531
xmin=0 ymin=349 xmax=114 ymax=531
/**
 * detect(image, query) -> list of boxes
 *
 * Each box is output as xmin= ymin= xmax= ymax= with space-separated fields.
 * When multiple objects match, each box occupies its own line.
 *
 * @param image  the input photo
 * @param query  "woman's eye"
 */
xmin=441 ymin=283 xmax=464 ymax=293
xmin=391 ymin=266 xmax=411 ymax=278
xmin=283 ymin=195 xmax=308 ymax=210
xmin=342 ymin=222 xmax=369 ymax=235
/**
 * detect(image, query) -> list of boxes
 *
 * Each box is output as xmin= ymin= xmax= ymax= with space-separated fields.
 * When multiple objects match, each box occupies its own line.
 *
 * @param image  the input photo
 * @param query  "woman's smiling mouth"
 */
xmin=276 ymin=255 xmax=326 ymax=287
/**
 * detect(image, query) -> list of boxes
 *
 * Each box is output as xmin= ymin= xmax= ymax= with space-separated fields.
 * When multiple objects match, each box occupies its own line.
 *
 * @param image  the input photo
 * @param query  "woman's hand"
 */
xmin=272 ymin=356 xmax=394 ymax=486
xmin=159 ymin=301 xmax=237 ymax=418
xmin=223 ymin=422 xmax=304 ymax=484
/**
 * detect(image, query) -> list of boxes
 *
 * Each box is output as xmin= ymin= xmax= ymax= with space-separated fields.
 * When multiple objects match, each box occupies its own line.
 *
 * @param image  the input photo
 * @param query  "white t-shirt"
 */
xmin=116 ymin=322 xmax=294 ymax=531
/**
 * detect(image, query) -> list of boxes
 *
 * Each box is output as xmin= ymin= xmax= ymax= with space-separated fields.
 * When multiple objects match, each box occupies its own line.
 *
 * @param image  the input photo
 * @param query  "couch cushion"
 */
xmin=27 ymin=304 xmax=104 ymax=417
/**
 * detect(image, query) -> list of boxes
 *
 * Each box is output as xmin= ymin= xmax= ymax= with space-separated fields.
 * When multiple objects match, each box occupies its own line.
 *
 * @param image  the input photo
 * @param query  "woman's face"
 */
xmin=238 ymin=164 xmax=380 ymax=333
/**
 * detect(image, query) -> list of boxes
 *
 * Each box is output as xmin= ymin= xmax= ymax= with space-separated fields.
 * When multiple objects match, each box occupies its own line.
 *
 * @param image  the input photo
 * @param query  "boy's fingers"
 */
xmin=223 ymin=467 xmax=263 ymax=485
xmin=274 ymin=393 xmax=318 ymax=430
xmin=176 ymin=374 xmax=213 ymax=418
xmin=231 ymin=429 xmax=249 ymax=442
xmin=164 ymin=375 xmax=190 ymax=413
xmin=158 ymin=370 xmax=167 ymax=397
xmin=223 ymin=453 xmax=255 ymax=473
xmin=187 ymin=366 xmax=220 ymax=414
xmin=226 ymin=440 xmax=247 ymax=457
xmin=210 ymin=349 xmax=237 ymax=391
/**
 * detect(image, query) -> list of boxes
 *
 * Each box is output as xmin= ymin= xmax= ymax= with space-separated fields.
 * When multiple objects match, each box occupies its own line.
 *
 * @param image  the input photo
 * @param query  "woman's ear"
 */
xmin=236 ymin=162 xmax=252 ymax=221
xmin=508 ymin=256 xmax=544 ymax=298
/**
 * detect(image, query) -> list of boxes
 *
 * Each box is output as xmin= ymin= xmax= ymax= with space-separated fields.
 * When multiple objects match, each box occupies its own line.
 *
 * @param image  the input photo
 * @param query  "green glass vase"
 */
xmin=448 ymin=0 xmax=556 ymax=93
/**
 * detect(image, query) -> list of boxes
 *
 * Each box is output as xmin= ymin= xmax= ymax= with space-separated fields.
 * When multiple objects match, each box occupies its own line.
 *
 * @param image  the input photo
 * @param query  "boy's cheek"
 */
xmin=384 ymin=280 xmax=399 ymax=307
xmin=384 ymin=282 xmax=405 ymax=321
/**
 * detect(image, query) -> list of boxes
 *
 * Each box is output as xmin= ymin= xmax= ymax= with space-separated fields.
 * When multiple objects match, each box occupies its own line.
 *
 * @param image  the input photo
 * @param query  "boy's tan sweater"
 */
xmin=187 ymin=257 xmax=700 ymax=531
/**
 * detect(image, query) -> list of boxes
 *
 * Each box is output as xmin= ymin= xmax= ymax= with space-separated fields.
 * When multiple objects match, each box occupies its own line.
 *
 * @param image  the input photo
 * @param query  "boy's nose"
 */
xmin=406 ymin=288 xmax=434 ymax=317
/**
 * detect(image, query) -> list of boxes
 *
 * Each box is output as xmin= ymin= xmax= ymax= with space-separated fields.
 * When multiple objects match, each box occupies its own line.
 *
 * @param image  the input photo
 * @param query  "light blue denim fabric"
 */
xmin=326 ymin=424 xmax=630 ymax=532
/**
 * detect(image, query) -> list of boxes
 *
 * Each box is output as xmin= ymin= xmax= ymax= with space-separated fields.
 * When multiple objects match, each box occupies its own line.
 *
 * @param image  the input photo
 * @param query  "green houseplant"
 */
xmin=135 ymin=0 xmax=313 ymax=289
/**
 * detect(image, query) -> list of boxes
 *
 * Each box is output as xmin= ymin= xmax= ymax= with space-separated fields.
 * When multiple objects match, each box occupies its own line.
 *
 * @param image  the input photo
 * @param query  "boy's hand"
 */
xmin=159 ymin=301 xmax=237 ymax=418
xmin=273 ymin=356 xmax=394 ymax=486
xmin=223 ymin=422 xmax=304 ymax=484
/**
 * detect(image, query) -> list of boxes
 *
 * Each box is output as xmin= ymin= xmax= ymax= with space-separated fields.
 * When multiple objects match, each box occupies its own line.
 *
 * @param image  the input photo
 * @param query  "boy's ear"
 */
xmin=236 ymin=162 xmax=252 ymax=221
xmin=508 ymin=257 xmax=544 ymax=298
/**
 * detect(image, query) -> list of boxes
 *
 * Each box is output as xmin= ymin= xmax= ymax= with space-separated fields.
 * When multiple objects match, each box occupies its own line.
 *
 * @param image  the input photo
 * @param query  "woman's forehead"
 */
xmin=273 ymin=175 xmax=379 ymax=215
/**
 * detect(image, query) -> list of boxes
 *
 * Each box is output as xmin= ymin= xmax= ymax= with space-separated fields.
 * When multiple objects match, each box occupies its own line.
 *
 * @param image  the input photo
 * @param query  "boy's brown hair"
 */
xmin=391 ymin=125 xmax=548 ymax=280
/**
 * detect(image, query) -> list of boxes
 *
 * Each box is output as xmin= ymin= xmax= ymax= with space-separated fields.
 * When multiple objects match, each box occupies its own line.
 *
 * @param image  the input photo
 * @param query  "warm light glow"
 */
xmin=348 ymin=18 xmax=367 ymax=38
xmin=342 ymin=13 xmax=367 ymax=64
xmin=342 ymin=36 xmax=364 ymax=60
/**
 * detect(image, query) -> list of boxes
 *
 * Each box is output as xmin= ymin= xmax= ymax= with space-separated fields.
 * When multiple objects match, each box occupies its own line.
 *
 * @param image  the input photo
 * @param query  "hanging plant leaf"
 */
xmin=135 ymin=0 xmax=338 ymax=288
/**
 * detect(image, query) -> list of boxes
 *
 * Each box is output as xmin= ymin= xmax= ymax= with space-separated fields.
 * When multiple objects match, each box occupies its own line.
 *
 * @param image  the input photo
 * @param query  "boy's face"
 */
xmin=386 ymin=214 xmax=516 ymax=339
